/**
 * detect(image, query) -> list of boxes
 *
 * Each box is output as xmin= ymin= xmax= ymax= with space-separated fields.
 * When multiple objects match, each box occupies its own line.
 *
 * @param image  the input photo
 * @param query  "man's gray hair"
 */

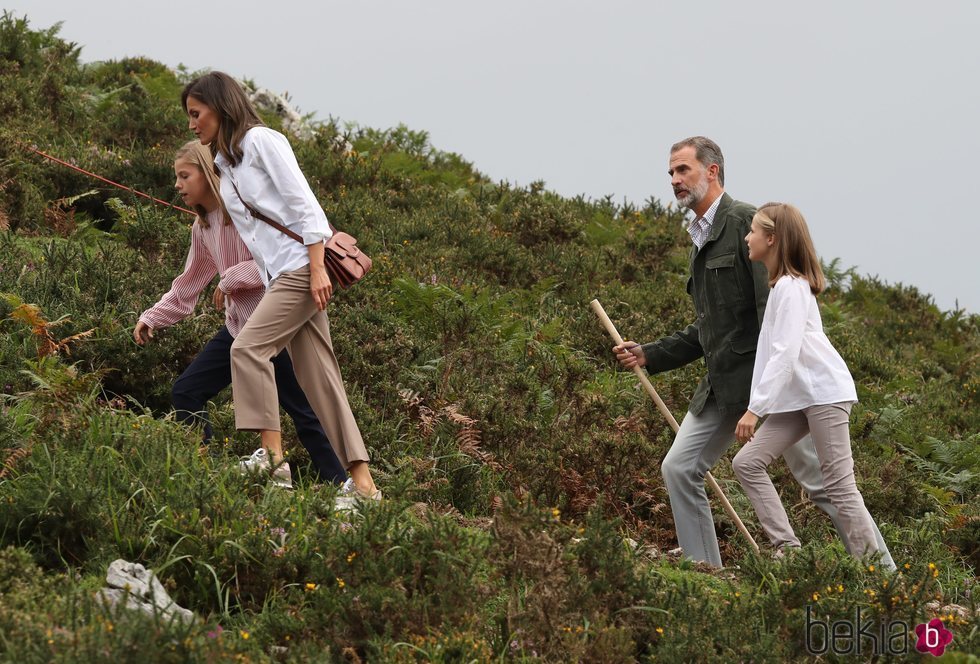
xmin=670 ymin=136 xmax=725 ymax=186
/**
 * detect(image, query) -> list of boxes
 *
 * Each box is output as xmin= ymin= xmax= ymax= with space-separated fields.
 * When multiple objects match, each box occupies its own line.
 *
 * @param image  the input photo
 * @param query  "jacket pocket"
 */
xmin=705 ymin=252 xmax=742 ymax=308
xmin=731 ymin=336 xmax=757 ymax=355
xmin=705 ymin=253 xmax=735 ymax=270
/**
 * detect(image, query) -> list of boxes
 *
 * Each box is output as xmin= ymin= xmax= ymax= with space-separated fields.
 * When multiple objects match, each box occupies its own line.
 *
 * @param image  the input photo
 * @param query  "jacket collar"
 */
xmin=690 ymin=192 xmax=734 ymax=264
xmin=703 ymin=192 xmax=733 ymax=244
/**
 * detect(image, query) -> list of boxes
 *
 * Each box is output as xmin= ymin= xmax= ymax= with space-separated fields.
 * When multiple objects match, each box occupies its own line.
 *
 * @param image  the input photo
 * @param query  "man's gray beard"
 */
xmin=678 ymin=177 xmax=709 ymax=210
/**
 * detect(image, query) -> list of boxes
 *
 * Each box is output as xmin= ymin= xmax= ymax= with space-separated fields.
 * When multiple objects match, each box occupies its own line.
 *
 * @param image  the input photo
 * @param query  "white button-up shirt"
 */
xmin=215 ymin=126 xmax=332 ymax=286
xmin=748 ymin=275 xmax=858 ymax=416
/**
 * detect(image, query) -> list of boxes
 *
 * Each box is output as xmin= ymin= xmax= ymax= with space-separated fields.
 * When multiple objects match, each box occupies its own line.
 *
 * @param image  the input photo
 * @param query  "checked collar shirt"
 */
xmin=687 ymin=193 xmax=723 ymax=251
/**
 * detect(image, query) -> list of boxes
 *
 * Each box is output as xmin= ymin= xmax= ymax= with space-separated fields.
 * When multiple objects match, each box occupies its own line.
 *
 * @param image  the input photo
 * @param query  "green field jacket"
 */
xmin=641 ymin=193 xmax=770 ymax=416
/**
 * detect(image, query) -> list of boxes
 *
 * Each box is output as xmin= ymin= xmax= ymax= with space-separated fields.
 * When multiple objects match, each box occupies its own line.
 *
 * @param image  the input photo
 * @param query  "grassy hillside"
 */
xmin=0 ymin=14 xmax=977 ymax=662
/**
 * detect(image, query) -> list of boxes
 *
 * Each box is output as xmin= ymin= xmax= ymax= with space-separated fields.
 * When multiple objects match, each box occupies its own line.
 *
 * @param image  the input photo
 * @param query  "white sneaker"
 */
xmin=335 ymin=477 xmax=382 ymax=510
xmin=341 ymin=477 xmax=382 ymax=500
xmin=271 ymin=463 xmax=293 ymax=489
xmin=239 ymin=448 xmax=270 ymax=473
xmin=239 ymin=448 xmax=293 ymax=489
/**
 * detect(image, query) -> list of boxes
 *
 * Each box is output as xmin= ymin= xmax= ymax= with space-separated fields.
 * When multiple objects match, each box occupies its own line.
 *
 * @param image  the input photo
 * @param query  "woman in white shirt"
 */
xmin=133 ymin=140 xmax=346 ymax=489
xmin=181 ymin=72 xmax=379 ymax=501
xmin=732 ymin=202 xmax=884 ymax=562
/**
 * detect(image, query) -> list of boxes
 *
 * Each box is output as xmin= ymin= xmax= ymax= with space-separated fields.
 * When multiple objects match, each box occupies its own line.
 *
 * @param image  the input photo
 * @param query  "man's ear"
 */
xmin=707 ymin=163 xmax=720 ymax=181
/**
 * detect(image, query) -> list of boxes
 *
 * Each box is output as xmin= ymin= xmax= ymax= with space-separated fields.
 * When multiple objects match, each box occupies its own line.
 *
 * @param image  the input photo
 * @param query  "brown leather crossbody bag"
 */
xmin=230 ymin=180 xmax=372 ymax=289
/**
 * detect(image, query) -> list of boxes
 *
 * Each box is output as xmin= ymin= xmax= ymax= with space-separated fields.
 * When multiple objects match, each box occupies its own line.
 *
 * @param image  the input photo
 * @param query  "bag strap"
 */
xmin=229 ymin=178 xmax=339 ymax=244
xmin=229 ymin=178 xmax=304 ymax=244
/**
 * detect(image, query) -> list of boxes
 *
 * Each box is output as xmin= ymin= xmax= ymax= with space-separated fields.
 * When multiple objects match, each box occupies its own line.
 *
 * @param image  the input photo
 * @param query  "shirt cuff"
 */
xmin=302 ymin=229 xmax=332 ymax=245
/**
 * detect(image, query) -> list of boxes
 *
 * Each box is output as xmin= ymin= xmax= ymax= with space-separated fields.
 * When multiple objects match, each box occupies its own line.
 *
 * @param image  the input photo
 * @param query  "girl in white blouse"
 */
xmin=732 ymin=202 xmax=886 ymax=562
xmin=181 ymin=72 xmax=379 ymax=500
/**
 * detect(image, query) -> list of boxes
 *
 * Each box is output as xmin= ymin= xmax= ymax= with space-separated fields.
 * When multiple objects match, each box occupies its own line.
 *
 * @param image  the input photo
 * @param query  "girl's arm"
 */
xmin=747 ymin=278 xmax=810 ymax=417
xmin=137 ymin=223 xmax=218 ymax=332
xmin=213 ymin=258 xmax=262 ymax=311
xmin=218 ymin=258 xmax=263 ymax=294
xmin=735 ymin=410 xmax=759 ymax=443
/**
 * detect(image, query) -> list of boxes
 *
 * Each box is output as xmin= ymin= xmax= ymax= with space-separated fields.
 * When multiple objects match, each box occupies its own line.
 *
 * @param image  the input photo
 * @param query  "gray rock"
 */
xmin=97 ymin=559 xmax=195 ymax=625
xmin=925 ymin=600 xmax=979 ymax=619
xmin=246 ymin=86 xmax=315 ymax=141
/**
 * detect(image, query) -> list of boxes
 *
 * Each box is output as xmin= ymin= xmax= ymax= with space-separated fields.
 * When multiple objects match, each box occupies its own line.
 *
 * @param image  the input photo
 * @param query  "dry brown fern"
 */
xmin=0 ymin=446 xmax=32 ymax=480
xmin=6 ymin=298 xmax=95 ymax=357
xmin=399 ymin=390 xmax=502 ymax=471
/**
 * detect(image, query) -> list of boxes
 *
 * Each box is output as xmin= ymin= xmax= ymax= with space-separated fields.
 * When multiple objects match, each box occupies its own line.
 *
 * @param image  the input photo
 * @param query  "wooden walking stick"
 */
xmin=590 ymin=298 xmax=760 ymax=553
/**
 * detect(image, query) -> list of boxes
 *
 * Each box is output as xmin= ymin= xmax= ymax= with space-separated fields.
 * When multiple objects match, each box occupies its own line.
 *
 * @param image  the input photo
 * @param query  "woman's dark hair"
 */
xmin=181 ymin=71 xmax=264 ymax=167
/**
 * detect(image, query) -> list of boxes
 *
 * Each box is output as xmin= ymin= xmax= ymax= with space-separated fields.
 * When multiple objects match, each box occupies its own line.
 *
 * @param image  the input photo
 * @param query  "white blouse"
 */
xmin=748 ymin=275 xmax=857 ymax=416
xmin=215 ymin=126 xmax=332 ymax=286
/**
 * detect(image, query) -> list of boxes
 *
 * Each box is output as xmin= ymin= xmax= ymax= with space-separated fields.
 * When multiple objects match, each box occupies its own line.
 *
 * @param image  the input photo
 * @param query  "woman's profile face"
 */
xmin=174 ymin=158 xmax=210 ymax=208
xmin=186 ymin=97 xmax=220 ymax=145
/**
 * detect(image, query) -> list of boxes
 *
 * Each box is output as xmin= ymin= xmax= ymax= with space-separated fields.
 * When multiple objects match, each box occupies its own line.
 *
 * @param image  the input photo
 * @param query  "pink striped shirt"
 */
xmin=139 ymin=209 xmax=265 ymax=337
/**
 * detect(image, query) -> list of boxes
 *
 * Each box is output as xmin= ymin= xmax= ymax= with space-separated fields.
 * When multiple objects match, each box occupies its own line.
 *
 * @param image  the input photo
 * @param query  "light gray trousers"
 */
xmin=230 ymin=265 xmax=369 ymax=469
xmin=732 ymin=402 xmax=891 ymax=564
xmin=662 ymin=397 xmax=893 ymax=569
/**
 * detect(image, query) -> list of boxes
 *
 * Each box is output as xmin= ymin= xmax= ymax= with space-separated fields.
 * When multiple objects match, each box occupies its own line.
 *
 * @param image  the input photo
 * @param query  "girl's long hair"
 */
xmin=174 ymin=140 xmax=231 ymax=228
xmin=753 ymin=202 xmax=825 ymax=295
xmin=181 ymin=71 xmax=264 ymax=168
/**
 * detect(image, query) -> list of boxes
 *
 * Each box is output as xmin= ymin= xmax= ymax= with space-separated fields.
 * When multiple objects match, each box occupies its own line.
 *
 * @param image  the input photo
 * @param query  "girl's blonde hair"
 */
xmin=181 ymin=71 xmax=264 ymax=168
xmin=174 ymin=140 xmax=231 ymax=228
xmin=753 ymin=202 xmax=825 ymax=294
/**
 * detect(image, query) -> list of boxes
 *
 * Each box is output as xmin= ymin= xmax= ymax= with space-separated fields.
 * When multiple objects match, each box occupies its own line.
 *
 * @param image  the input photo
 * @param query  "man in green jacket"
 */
xmin=614 ymin=136 xmax=893 ymax=568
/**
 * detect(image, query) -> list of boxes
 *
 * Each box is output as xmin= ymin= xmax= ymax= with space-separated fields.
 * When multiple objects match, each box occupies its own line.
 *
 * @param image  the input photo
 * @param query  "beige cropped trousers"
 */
xmin=732 ymin=402 xmax=881 ymax=558
xmin=230 ymin=265 xmax=369 ymax=469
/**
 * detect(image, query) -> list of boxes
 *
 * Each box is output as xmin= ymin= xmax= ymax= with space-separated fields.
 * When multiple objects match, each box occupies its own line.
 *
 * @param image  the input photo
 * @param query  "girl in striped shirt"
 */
xmin=134 ymin=141 xmax=345 ymax=488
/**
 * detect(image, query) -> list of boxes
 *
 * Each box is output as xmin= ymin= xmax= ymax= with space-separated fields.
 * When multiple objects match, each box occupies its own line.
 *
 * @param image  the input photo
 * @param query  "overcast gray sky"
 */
xmin=6 ymin=1 xmax=979 ymax=312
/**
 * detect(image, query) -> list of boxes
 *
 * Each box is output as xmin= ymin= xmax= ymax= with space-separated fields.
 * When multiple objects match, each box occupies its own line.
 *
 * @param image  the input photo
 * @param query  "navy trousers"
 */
xmin=170 ymin=326 xmax=347 ymax=484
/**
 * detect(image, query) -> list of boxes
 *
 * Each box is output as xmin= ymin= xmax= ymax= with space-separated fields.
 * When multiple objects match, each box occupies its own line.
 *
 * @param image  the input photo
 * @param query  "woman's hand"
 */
xmin=613 ymin=341 xmax=646 ymax=369
xmin=212 ymin=287 xmax=226 ymax=311
xmin=735 ymin=410 xmax=760 ymax=443
xmin=133 ymin=321 xmax=154 ymax=345
xmin=307 ymin=242 xmax=332 ymax=310
xmin=309 ymin=265 xmax=333 ymax=310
